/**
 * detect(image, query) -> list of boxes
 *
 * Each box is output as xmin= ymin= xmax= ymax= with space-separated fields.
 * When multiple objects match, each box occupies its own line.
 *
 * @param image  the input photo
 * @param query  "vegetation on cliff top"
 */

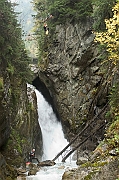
xmin=33 ymin=0 xmax=94 ymax=65
xmin=33 ymin=0 xmax=93 ymax=23
xmin=0 ymin=0 xmax=32 ymax=82
xmin=95 ymin=1 xmax=119 ymax=153
xmin=92 ymin=0 xmax=116 ymax=31
xmin=33 ymin=0 xmax=116 ymax=65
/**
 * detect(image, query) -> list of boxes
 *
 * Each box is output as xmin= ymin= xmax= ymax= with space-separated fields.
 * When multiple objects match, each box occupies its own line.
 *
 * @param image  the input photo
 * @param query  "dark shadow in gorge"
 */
xmin=32 ymin=76 xmax=60 ymax=121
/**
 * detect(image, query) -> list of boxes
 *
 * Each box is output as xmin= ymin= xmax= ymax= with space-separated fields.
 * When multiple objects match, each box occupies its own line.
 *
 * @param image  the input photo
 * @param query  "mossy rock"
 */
xmin=6 ymin=177 xmax=13 ymax=180
xmin=6 ymin=164 xmax=17 ymax=177
xmin=11 ymin=157 xmax=25 ymax=168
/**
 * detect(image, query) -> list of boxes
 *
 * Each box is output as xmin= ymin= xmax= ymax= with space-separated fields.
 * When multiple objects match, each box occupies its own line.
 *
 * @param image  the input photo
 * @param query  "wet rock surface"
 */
xmin=62 ymin=156 xmax=119 ymax=180
xmin=37 ymin=160 xmax=56 ymax=167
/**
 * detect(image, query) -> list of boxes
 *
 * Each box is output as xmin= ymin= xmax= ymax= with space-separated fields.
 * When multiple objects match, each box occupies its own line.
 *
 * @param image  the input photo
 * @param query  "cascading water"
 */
xmin=26 ymin=87 xmax=77 ymax=180
xmin=35 ymin=89 xmax=68 ymax=161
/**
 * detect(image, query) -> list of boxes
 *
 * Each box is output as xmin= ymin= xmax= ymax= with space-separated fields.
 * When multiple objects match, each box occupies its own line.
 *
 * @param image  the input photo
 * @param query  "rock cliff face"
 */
xmin=37 ymin=19 xmax=109 ymax=142
xmin=0 ymin=71 xmax=11 ymax=148
xmin=0 ymin=65 xmax=42 ymax=179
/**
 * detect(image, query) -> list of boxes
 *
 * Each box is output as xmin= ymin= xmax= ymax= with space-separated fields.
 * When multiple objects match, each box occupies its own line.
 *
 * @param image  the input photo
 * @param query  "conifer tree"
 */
xmin=92 ymin=0 xmax=116 ymax=31
xmin=0 ymin=0 xmax=32 ymax=82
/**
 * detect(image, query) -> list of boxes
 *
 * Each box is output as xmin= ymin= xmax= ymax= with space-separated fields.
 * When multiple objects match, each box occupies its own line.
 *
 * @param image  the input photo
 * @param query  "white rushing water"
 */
xmin=26 ymin=88 xmax=77 ymax=180
xmin=35 ymin=89 xmax=69 ymax=161
xmin=26 ymin=161 xmax=77 ymax=180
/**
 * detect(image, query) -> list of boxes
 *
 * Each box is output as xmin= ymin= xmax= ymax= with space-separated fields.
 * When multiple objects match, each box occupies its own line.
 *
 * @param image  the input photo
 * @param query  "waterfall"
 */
xmin=35 ymin=89 xmax=68 ymax=161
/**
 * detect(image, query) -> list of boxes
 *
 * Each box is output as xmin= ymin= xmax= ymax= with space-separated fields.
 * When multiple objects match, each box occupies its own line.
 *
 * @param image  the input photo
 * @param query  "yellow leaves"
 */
xmin=95 ymin=2 xmax=119 ymax=65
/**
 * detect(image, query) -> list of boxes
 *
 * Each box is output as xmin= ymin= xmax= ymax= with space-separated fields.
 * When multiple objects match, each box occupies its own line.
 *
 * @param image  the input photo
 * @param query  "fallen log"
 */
xmin=52 ymin=124 xmax=89 ymax=161
xmin=62 ymin=123 xmax=105 ymax=162
xmin=52 ymin=103 xmax=108 ymax=162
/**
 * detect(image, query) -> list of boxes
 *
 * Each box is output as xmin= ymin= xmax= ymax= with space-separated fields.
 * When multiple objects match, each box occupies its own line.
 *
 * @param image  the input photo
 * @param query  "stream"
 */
xmin=25 ymin=87 xmax=77 ymax=180
xmin=26 ymin=161 xmax=77 ymax=180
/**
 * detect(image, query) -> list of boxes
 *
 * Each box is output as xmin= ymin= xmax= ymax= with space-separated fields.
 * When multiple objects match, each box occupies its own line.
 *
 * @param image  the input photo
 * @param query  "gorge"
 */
xmin=0 ymin=0 xmax=119 ymax=179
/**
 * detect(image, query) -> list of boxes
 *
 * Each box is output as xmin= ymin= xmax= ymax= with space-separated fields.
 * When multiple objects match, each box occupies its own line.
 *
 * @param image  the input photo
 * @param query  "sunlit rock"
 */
xmin=76 ymin=157 xmax=88 ymax=166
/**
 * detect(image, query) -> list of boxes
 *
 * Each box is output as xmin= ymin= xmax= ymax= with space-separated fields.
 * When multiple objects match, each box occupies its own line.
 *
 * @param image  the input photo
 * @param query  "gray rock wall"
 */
xmin=39 ymin=19 xmax=109 ymax=136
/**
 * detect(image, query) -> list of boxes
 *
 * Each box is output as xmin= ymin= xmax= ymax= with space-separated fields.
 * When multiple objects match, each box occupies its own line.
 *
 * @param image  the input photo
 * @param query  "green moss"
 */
xmin=7 ymin=63 xmax=14 ymax=75
xmin=5 ymin=164 xmax=17 ymax=180
xmin=92 ymin=161 xmax=107 ymax=167
xmin=11 ymin=130 xmax=22 ymax=154
xmin=84 ymin=171 xmax=94 ymax=180
xmin=105 ymin=119 xmax=119 ymax=151
xmin=0 ymin=77 xmax=3 ymax=89
xmin=11 ymin=157 xmax=24 ymax=167
xmin=81 ymin=161 xmax=108 ymax=180
xmin=84 ymin=169 xmax=101 ymax=180
xmin=81 ymin=162 xmax=90 ymax=168
xmin=6 ymin=128 xmax=27 ymax=158
xmin=81 ymin=161 xmax=107 ymax=168
xmin=6 ymin=177 xmax=13 ymax=180
xmin=27 ymin=102 xmax=34 ymax=111
xmin=3 ymin=128 xmax=28 ymax=168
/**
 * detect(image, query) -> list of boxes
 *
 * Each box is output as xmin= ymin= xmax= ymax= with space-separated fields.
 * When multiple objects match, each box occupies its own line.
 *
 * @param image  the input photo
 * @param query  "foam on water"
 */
xmin=26 ymin=161 xmax=77 ymax=180
xmin=25 ymin=87 xmax=77 ymax=180
xmin=35 ymin=89 xmax=69 ymax=161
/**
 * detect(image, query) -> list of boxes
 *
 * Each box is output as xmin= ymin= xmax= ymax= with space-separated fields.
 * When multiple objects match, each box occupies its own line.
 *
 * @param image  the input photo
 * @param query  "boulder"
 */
xmin=37 ymin=160 xmax=56 ymax=167
xmin=28 ymin=169 xmax=38 ymax=176
xmin=76 ymin=157 xmax=88 ymax=166
xmin=17 ymin=168 xmax=27 ymax=176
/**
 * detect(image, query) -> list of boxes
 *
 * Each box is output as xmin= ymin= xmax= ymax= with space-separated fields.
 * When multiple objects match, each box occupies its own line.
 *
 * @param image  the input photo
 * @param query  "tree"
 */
xmin=95 ymin=2 xmax=119 ymax=64
xmin=92 ymin=0 xmax=116 ymax=31
xmin=48 ymin=0 xmax=93 ymax=23
xmin=95 ymin=1 xmax=119 ymax=151
xmin=0 ymin=0 xmax=32 ymax=82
